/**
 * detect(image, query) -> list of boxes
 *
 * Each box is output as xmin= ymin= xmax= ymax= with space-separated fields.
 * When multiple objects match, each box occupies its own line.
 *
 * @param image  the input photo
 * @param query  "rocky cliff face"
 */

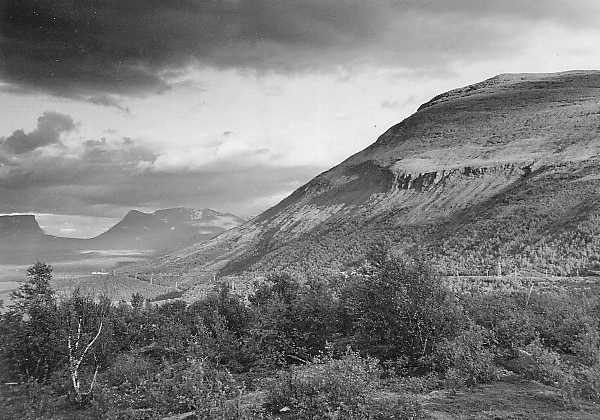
xmin=143 ymin=71 xmax=600 ymax=288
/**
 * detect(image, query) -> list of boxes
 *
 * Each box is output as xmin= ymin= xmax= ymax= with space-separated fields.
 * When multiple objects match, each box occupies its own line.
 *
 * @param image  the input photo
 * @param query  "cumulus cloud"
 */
xmin=1 ymin=0 xmax=598 ymax=98
xmin=0 ymin=113 xmax=323 ymax=218
xmin=1 ymin=111 xmax=74 ymax=154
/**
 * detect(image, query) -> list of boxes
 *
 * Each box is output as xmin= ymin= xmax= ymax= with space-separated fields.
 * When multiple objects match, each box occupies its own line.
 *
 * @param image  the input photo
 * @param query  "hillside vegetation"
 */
xmin=135 ymin=71 xmax=600 ymax=292
xmin=3 ymin=257 xmax=600 ymax=418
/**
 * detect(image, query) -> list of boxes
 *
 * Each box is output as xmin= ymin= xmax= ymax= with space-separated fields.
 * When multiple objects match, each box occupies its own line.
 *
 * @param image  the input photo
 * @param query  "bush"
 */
xmin=573 ymin=364 xmax=600 ymax=402
xmin=105 ymin=353 xmax=156 ymax=387
xmin=430 ymin=325 xmax=498 ymax=387
xmin=94 ymin=359 xmax=251 ymax=418
xmin=343 ymin=257 xmax=465 ymax=365
xmin=517 ymin=340 xmax=571 ymax=387
xmin=463 ymin=292 xmax=537 ymax=351
xmin=248 ymin=273 xmax=343 ymax=368
xmin=572 ymin=328 xmax=600 ymax=367
xmin=265 ymin=349 xmax=423 ymax=419
xmin=494 ymin=308 xmax=538 ymax=350
xmin=529 ymin=293 xmax=597 ymax=354
xmin=511 ymin=340 xmax=600 ymax=405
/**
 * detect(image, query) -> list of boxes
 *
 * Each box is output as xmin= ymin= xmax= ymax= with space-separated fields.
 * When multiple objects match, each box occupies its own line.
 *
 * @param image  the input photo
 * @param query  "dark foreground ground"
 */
xmin=2 ymin=376 xmax=599 ymax=420
xmin=422 ymin=375 xmax=600 ymax=419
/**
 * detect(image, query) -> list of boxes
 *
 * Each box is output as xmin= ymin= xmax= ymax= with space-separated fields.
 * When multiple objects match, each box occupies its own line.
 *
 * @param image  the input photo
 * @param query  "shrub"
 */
xmin=463 ymin=292 xmax=537 ymax=351
xmin=517 ymin=340 xmax=571 ymax=387
xmin=493 ymin=308 xmax=538 ymax=350
xmin=265 ymin=349 xmax=423 ymax=419
xmin=94 ymin=359 xmax=250 ymax=418
xmin=511 ymin=340 xmax=600 ymax=406
xmin=248 ymin=274 xmax=343 ymax=369
xmin=529 ymin=292 xmax=596 ymax=353
xmin=343 ymin=257 xmax=465 ymax=365
xmin=105 ymin=353 xmax=156 ymax=387
xmin=430 ymin=325 xmax=498 ymax=387
xmin=572 ymin=328 xmax=600 ymax=367
xmin=573 ymin=364 xmax=600 ymax=402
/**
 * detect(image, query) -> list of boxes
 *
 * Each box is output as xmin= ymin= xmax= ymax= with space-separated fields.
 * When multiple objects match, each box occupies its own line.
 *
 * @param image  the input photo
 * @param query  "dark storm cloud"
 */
xmin=86 ymin=95 xmax=129 ymax=113
xmin=0 ymin=113 xmax=323 ymax=217
xmin=1 ymin=111 xmax=74 ymax=154
xmin=1 ymin=0 xmax=597 ymax=98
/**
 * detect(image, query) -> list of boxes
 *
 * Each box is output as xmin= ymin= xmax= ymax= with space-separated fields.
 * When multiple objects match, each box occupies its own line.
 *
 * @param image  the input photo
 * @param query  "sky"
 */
xmin=1 ymin=0 xmax=600 ymax=238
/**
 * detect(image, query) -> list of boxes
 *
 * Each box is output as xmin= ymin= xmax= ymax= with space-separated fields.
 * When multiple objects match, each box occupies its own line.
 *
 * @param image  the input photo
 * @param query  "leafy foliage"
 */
xmin=265 ymin=349 xmax=423 ymax=420
xmin=430 ymin=325 xmax=498 ymax=387
xmin=3 ymin=256 xmax=600 ymax=418
xmin=10 ymin=261 xmax=55 ymax=312
xmin=341 ymin=254 xmax=465 ymax=365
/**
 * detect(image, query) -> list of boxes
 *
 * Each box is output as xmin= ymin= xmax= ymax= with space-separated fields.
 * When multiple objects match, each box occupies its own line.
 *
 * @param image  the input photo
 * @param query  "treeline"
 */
xmin=220 ymin=163 xmax=600 ymax=279
xmin=222 ymin=203 xmax=600 ymax=279
xmin=2 ymin=254 xmax=600 ymax=418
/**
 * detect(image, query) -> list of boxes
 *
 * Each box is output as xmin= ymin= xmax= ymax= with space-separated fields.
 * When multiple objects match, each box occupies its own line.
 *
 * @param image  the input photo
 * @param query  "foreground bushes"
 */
xmin=3 ymin=255 xmax=600 ymax=418
xmin=265 ymin=350 xmax=423 ymax=420
xmin=430 ymin=325 xmax=498 ymax=387
xmin=342 ymin=256 xmax=466 ymax=366
xmin=95 ymin=359 xmax=254 ymax=419
xmin=512 ymin=339 xmax=600 ymax=405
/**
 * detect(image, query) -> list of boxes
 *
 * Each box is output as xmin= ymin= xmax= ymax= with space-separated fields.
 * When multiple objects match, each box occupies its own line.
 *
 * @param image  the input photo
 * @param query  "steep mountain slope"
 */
xmin=91 ymin=207 xmax=245 ymax=250
xmin=0 ymin=215 xmax=84 ymax=264
xmin=0 ymin=215 xmax=44 ymax=238
xmin=142 ymin=71 xmax=600 ymax=287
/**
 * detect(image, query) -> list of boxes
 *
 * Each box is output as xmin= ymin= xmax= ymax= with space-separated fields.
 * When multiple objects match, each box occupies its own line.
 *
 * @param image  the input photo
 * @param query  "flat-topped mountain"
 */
xmin=0 ymin=215 xmax=45 ymax=238
xmin=0 ymin=208 xmax=245 ymax=264
xmin=143 ymin=71 xmax=600 ymax=290
xmin=0 ymin=215 xmax=81 ymax=264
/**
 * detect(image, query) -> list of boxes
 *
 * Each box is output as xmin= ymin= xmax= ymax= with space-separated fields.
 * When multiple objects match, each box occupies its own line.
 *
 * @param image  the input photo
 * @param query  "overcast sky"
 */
xmin=1 ymin=0 xmax=600 ymax=237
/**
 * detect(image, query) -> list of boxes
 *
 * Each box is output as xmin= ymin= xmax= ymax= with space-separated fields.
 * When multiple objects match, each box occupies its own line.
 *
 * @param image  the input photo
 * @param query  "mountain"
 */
xmin=90 ymin=207 xmax=245 ymax=250
xmin=0 ymin=208 xmax=245 ymax=265
xmin=0 ymin=215 xmax=45 ymax=238
xmin=0 ymin=215 xmax=83 ymax=264
xmin=131 ymin=71 xmax=600 ymax=288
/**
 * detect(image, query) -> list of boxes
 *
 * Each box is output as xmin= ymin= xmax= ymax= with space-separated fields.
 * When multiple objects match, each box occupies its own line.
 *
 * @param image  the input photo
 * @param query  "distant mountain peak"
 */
xmin=123 ymin=209 xmax=152 ymax=218
xmin=91 ymin=207 xmax=245 ymax=250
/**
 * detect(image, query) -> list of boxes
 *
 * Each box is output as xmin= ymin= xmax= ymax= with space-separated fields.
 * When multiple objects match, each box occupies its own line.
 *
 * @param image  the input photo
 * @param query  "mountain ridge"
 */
xmin=136 ymin=70 xmax=600 ymax=293
xmin=0 ymin=207 xmax=245 ymax=264
xmin=91 ymin=207 xmax=245 ymax=250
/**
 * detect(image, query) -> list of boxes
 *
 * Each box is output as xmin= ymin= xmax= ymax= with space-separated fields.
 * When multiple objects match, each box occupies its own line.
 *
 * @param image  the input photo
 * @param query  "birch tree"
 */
xmin=64 ymin=294 xmax=105 ymax=403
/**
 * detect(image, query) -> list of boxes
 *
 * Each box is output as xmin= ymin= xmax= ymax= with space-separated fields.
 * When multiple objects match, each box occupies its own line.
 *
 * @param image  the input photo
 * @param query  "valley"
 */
xmin=0 ymin=208 xmax=244 ymax=308
xmin=123 ymin=71 xmax=600 ymax=303
xmin=5 ymin=71 xmax=600 ymax=419
xmin=5 ymin=2 xmax=600 ymax=417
